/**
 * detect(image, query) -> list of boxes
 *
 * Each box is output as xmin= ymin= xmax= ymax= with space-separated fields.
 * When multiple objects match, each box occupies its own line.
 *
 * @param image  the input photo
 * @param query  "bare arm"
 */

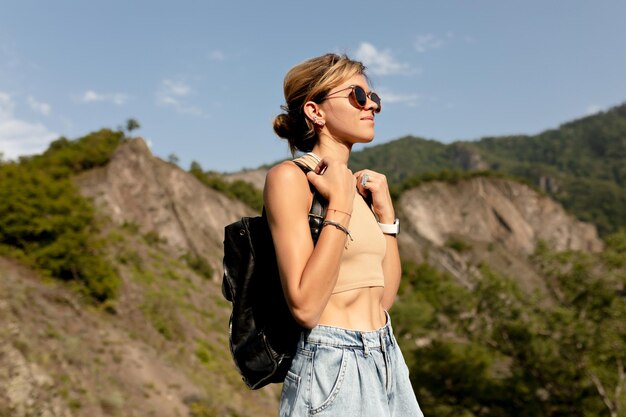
xmin=380 ymin=234 xmax=401 ymax=310
xmin=264 ymin=159 xmax=356 ymax=328
xmin=353 ymin=170 xmax=401 ymax=310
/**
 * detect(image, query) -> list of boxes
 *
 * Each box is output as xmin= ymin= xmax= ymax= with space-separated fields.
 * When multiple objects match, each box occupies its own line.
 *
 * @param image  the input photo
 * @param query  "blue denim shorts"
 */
xmin=279 ymin=312 xmax=424 ymax=416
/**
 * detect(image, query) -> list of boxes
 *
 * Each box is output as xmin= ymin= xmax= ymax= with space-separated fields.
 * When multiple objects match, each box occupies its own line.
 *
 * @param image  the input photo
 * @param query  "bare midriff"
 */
xmin=317 ymin=286 xmax=387 ymax=330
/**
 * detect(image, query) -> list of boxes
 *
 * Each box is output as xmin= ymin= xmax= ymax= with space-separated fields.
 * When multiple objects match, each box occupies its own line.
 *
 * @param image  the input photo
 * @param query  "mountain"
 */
xmin=351 ymin=103 xmax=626 ymax=183
xmin=1 ymin=135 xmax=610 ymax=416
xmin=75 ymin=138 xmax=254 ymax=265
xmin=0 ymin=137 xmax=277 ymax=417
xmin=0 ymin=116 xmax=623 ymax=416
xmin=397 ymin=175 xmax=603 ymax=289
xmin=349 ymin=103 xmax=626 ymax=236
xmin=225 ymin=104 xmax=626 ymax=237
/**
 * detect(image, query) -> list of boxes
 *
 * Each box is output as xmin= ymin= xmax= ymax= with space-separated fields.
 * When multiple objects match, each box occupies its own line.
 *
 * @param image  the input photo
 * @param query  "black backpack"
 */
xmin=222 ymin=161 xmax=327 ymax=389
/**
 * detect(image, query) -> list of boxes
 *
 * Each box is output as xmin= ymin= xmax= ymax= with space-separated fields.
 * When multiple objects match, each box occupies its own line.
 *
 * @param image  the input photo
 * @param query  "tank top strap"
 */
xmin=292 ymin=152 xmax=321 ymax=171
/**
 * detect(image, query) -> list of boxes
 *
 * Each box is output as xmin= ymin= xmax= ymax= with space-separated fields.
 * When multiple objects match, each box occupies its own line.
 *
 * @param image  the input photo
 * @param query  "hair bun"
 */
xmin=273 ymin=113 xmax=292 ymax=140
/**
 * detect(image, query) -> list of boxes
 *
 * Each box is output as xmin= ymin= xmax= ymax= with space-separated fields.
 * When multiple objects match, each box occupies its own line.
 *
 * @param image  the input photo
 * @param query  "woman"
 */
xmin=265 ymin=53 xmax=424 ymax=417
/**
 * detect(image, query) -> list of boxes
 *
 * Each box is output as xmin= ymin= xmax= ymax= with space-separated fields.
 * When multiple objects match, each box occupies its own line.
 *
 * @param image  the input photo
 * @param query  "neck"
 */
xmin=311 ymin=134 xmax=352 ymax=164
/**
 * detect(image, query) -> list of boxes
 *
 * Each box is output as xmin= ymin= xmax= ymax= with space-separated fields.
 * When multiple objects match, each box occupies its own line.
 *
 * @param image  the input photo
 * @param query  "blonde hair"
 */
xmin=273 ymin=53 xmax=367 ymax=154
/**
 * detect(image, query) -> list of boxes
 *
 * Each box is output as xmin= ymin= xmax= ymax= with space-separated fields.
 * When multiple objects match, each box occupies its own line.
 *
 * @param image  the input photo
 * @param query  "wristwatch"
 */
xmin=378 ymin=218 xmax=400 ymax=236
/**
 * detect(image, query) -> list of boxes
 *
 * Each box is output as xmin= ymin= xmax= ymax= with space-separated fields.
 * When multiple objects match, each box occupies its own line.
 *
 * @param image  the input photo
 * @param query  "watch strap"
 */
xmin=378 ymin=218 xmax=400 ymax=235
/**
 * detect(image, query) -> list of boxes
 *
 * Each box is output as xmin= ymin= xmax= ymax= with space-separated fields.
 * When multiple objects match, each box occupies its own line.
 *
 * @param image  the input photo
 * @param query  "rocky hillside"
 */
xmin=397 ymin=177 xmax=602 ymax=292
xmin=223 ymin=168 xmax=267 ymax=192
xmin=75 ymin=138 xmax=255 ymax=270
xmin=0 ymin=138 xmax=606 ymax=417
xmin=349 ymin=103 xmax=626 ymax=236
xmin=1 ymin=139 xmax=276 ymax=417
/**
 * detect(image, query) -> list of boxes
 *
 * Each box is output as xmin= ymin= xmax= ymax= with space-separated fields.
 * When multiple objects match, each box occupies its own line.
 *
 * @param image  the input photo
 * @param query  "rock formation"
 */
xmin=398 ymin=177 xmax=602 ymax=292
xmin=400 ymin=177 xmax=602 ymax=255
xmin=75 ymin=138 xmax=255 ymax=279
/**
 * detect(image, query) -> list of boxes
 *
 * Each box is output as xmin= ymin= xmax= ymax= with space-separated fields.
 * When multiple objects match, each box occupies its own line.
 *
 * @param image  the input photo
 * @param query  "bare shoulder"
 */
xmin=264 ymin=161 xmax=311 ymax=212
xmin=265 ymin=160 xmax=308 ymax=190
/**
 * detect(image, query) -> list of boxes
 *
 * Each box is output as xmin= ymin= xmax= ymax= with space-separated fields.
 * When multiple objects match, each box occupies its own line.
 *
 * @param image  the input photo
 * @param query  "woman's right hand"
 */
xmin=305 ymin=158 xmax=356 ymax=211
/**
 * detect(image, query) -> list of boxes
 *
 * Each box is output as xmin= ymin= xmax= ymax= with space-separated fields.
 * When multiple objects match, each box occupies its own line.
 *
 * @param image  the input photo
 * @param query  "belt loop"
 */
xmin=361 ymin=332 xmax=369 ymax=357
xmin=380 ymin=330 xmax=392 ymax=392
xmin=300 ymin=329 xmax=310 ymax=348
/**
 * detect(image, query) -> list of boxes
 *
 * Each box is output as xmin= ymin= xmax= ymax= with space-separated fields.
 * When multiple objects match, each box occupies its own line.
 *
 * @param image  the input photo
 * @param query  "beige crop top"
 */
xmin=294 ymin=153 xmax=386 ymax=294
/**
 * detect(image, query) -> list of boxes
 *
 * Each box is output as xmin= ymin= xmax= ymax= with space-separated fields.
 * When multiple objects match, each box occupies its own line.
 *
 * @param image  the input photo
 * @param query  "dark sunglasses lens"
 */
xmin=352 ymin=86 xmax=381 ymax=113
xmin=371 ymin=92 xmax=381 ymax=113
xmin=352 ymin=86 xmax=368 ymax=106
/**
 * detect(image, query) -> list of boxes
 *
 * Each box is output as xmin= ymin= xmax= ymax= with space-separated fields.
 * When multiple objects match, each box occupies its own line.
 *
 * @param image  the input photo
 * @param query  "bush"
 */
xmin=189 ymin=161 xmax=263 ymax=211
xmin=182 ymin=253 xmax=214 ymax=279
xmin=0 ymin=164 xmax=119 ymax=301
xmin=445 ymin=236 xmax=472 ymax=252
xmin=0 ymin=129 xmax=124 ymax=302
xmin=396 ymin=250 xmax=626 ymax=417
xmin=31 ymin=129 xmax=125 ymax=176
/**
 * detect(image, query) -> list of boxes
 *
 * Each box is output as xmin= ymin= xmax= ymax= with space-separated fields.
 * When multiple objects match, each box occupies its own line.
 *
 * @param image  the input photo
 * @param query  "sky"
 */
xmin=1 ymin=1 xmax=625 ymax=172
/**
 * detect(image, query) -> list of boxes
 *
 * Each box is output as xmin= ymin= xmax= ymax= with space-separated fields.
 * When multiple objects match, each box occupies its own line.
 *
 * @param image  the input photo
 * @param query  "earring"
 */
xmin=312 ymin=116 xmax=325 ymax=127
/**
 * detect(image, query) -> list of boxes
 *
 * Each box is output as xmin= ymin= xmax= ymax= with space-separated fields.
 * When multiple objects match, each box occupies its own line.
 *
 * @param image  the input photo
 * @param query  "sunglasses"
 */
xmin=323 ymin=85 xmax=382 ymax=113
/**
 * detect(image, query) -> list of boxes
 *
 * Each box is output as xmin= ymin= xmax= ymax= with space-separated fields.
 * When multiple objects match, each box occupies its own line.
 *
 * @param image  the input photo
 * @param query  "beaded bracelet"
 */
xmin=322 ymin=220 xmax=354 ymax=245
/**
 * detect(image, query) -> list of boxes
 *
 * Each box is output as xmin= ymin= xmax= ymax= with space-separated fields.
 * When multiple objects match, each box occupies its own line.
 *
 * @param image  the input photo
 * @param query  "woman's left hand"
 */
xmin=354 ymin=169 xmax=395 ymax=224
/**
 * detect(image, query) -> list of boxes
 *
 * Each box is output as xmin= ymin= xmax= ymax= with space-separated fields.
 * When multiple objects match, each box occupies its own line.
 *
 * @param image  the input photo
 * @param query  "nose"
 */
xmin=367 ymin=97 xmax=380 ymax=113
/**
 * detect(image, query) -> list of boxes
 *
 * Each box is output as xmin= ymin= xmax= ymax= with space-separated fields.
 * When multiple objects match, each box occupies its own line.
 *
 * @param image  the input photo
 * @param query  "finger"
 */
xmin=314 ymin=160 xmax=328 ymax=175
xmin=306 ymin=170 xmax=329 ymax=195
xmin=305 ymin=170 xmax=319 ymax=185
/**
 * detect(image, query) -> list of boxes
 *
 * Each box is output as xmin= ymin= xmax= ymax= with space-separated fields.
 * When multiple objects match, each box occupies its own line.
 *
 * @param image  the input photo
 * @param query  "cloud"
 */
xmin=377 ymin=87 xmax=420 ymax=106
xmin=161 ymin=80 xmax=191 ymax=96
xmin=355 ymin=42 xmax=413 ymax=76
xmin=27 ymin=96 xmax=51 ymax=116
xmin=156 ymin=79 xmax=204 ymax=116
xmin=0 ymin=92 xmax=58 ymax=159
xmin=415 ymin=34 xmax=445 ymax=53
xmin=414 ymin=33 xmax=457 ymax=53
xmin=78 ymin=90 xmax=129 ymax=105
xmin=208 ymin=50 xmax=225 ymax=61
xmin=585 ymin=104 xmax=605 ymax=115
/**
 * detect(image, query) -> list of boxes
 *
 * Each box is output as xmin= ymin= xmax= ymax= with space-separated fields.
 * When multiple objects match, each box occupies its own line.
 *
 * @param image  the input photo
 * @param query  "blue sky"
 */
xmin=1 ymin=1 xmax=625 ymax=172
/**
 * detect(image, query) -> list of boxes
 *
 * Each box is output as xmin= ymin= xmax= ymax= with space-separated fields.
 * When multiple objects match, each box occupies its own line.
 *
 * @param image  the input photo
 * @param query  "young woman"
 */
xmin=265 ymin=53 xmax=424 ymax=417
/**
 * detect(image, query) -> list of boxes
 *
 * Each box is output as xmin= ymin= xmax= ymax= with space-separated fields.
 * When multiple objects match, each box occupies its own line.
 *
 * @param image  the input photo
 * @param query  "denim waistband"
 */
xmin=300 ymin=311 xmax=395 ymax=351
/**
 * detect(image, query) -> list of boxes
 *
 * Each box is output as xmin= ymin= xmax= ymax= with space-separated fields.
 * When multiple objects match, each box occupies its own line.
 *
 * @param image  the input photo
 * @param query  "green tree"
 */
xmin=126 ymin=118 xmax=141 ymax=137
xmin=168 ymin=153 xmax=180 ymax=165
xmin=188 ymin=160 xmax=263 ymax=211
xmin=394 ymin=246 xmax=626 ymax=417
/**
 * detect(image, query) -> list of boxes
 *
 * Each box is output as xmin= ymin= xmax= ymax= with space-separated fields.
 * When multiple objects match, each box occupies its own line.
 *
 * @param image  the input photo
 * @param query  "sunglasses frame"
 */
xmin=323 ymin=85 xmax=382 ymax=113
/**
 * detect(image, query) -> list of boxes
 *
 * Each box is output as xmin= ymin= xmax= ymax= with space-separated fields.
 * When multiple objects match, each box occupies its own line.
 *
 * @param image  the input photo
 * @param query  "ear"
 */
xmin=303 ymin=101 xmax=323 ymax=123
